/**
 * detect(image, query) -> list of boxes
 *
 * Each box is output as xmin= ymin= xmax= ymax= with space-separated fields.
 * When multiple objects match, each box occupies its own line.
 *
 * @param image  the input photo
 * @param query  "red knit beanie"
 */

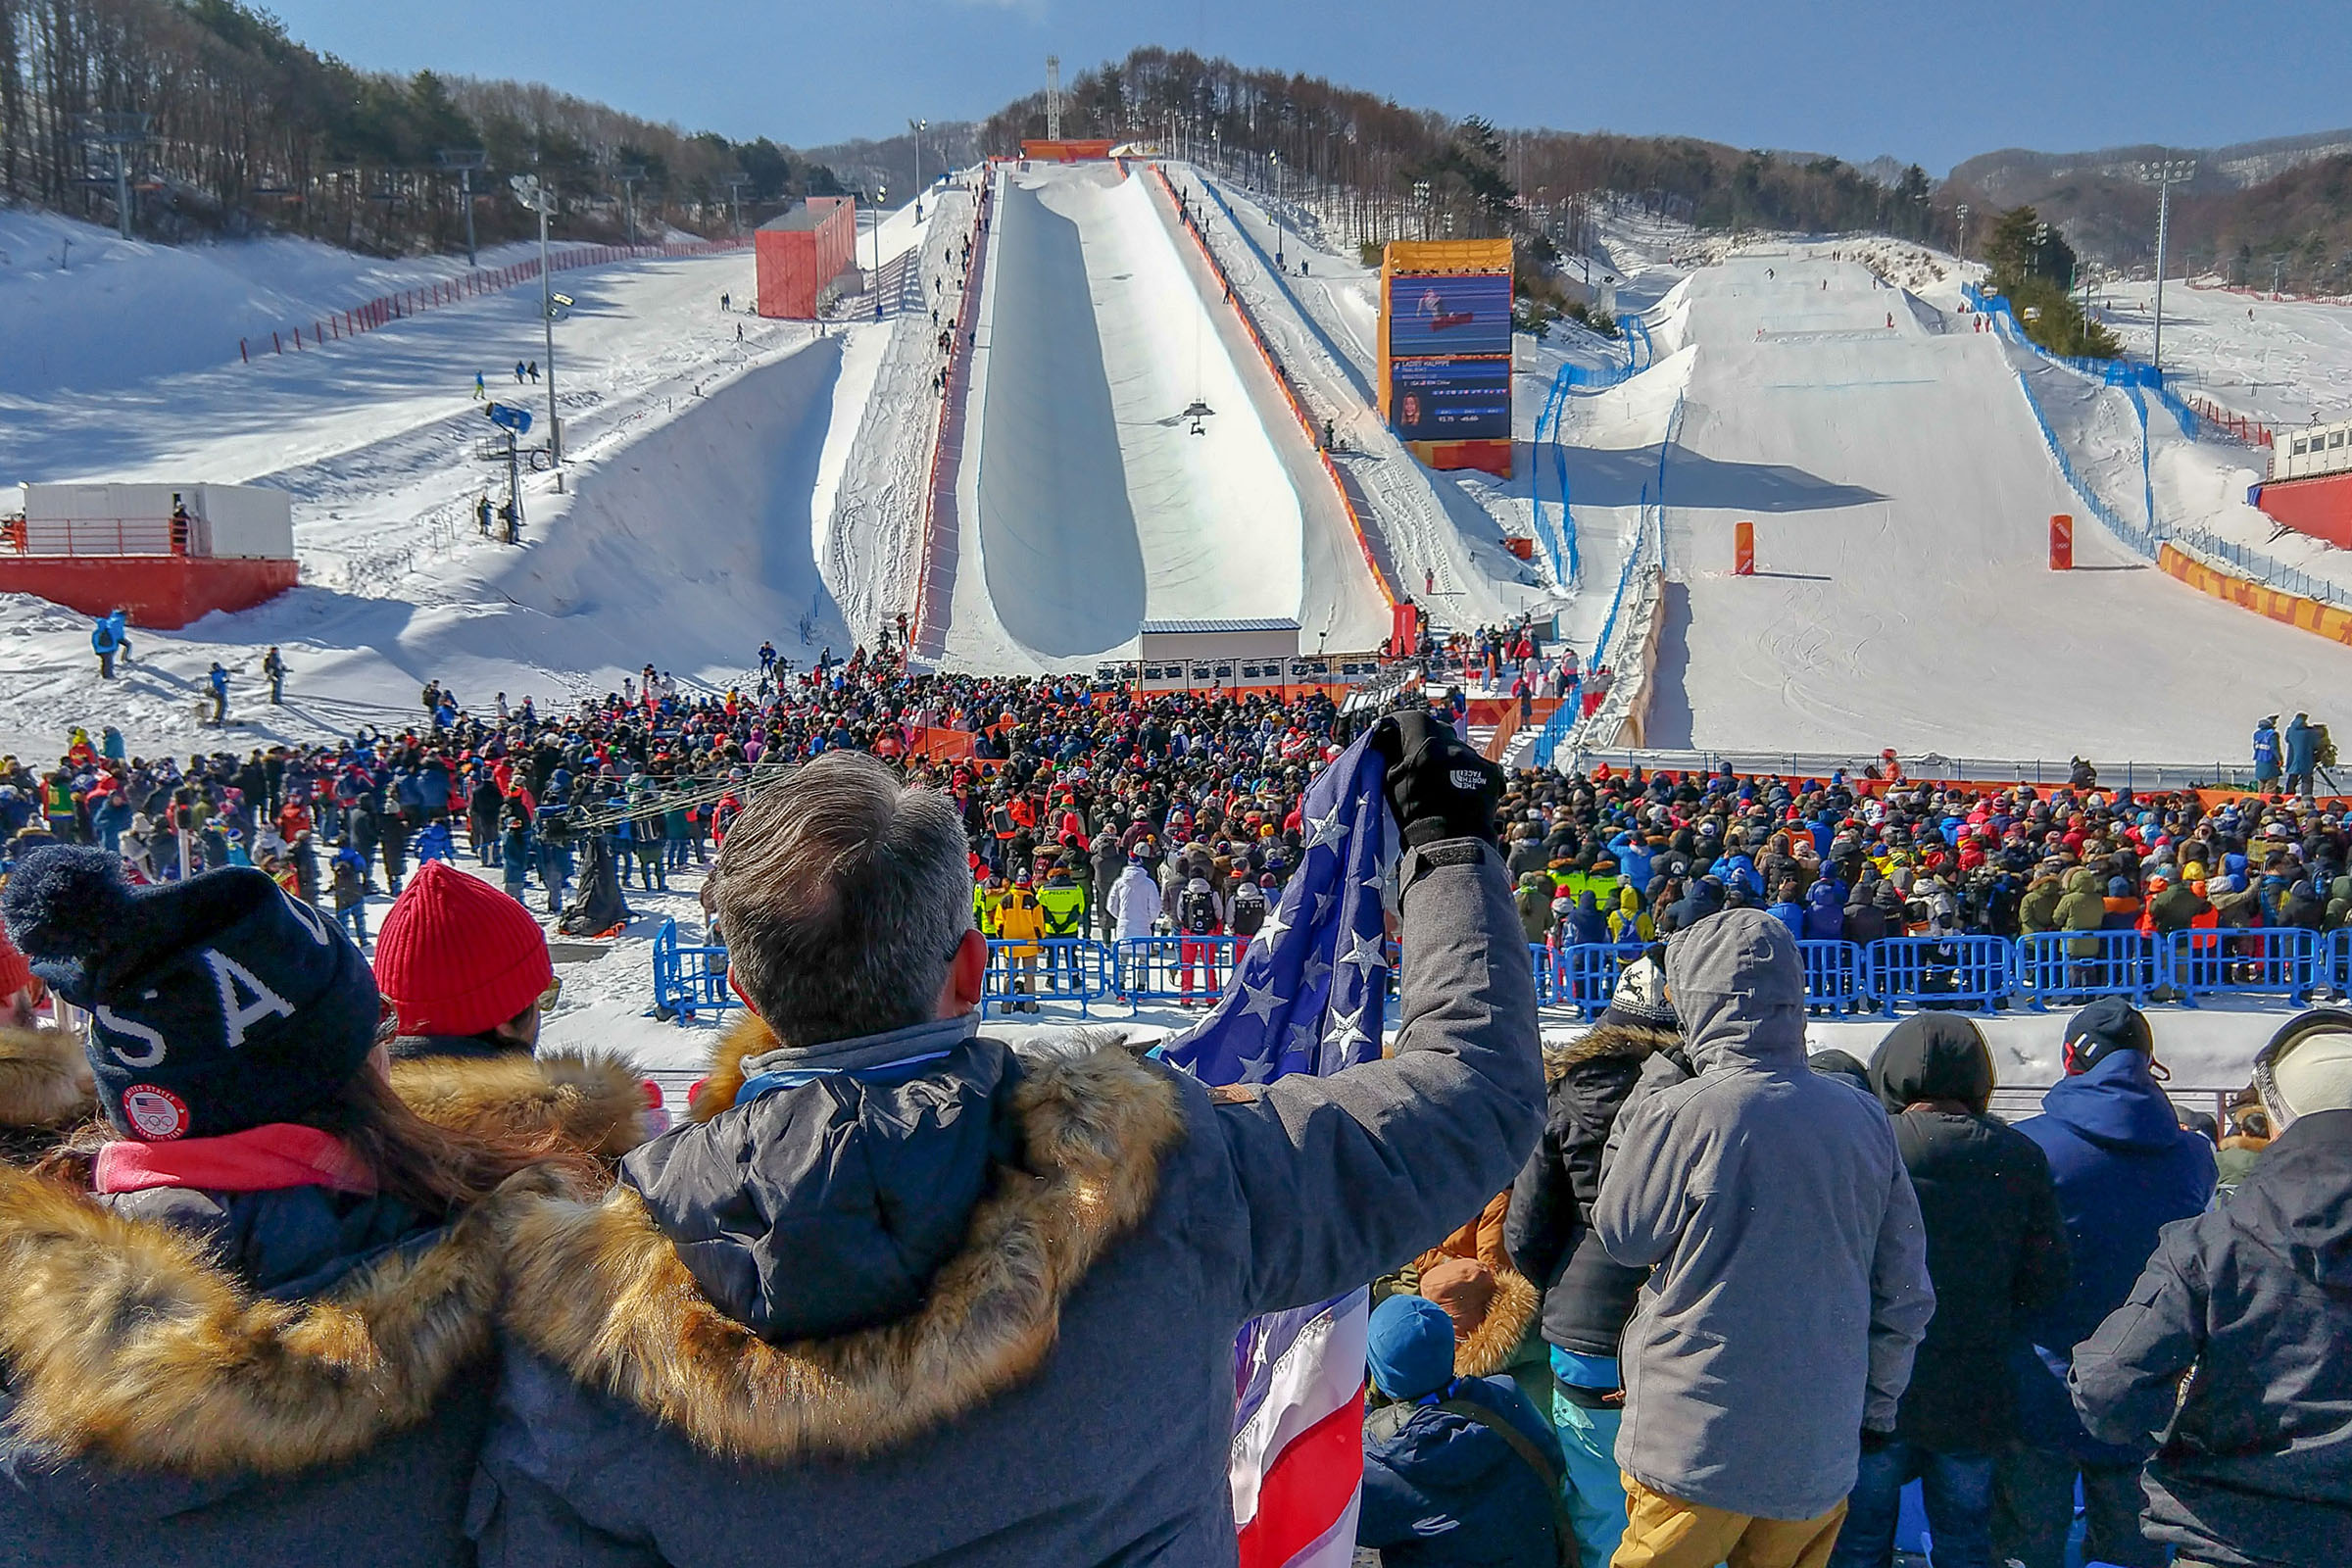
xmin=0 ymin=923 xmax=32 ymax=999
xmin=371 ymin=860 xmax=554 ymax=1038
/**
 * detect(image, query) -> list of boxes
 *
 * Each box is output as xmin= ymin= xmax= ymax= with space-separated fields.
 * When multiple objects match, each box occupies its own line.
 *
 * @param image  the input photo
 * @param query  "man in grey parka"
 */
xmin=1595 ymin=908 xmax=1934 ymax=1568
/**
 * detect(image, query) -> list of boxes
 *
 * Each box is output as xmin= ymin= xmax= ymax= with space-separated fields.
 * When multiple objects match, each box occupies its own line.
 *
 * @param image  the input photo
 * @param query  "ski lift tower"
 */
xmin=435 ymin=148 xmax=488 ymax=266
xmin=1046 ymin=56 xmax=1062 ymax=142
xmin=75 ymin=111 xmax=153 ymax=240
xmin=723 ymin=172 xmax=751 ymax=237
xmin=615 ymin=163 xmax=648 ymax=248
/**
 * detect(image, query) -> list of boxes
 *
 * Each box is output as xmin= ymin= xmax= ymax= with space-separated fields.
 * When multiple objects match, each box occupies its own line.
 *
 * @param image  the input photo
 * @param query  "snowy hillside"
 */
xmin=0 ymin=202 xmax=954 ymax=759
xmin=0 ymin=206 xmax=569 ymax=395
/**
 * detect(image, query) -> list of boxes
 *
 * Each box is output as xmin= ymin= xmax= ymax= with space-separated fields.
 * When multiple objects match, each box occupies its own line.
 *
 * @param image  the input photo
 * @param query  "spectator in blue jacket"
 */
xmin=1802 ymin=878 xmax=1845 ymax=942
xmin=1768 ymin=879 xmax=1807 ymax=939
xmin=1357 ymin=1294 xmax=1567 ymax=1568
xmin=1992 ymin=999 xmax=2216 ymax=1568
xmin=2071 ymin=1009 xmax=2352 ymax=1568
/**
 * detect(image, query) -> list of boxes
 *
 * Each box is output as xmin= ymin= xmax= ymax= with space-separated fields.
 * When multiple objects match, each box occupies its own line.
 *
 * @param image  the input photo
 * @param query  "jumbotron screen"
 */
xmin=1389 ymin=357 xmax=1511 ymax=441
xmin=1385 ymin=272 xmax=1513 ymax=358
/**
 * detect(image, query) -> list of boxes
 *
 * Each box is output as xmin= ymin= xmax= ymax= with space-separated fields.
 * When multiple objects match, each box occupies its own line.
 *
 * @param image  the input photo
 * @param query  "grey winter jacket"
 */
xmin=469 ymin=837 xmax=1543 ymax=1568
xmin=1594 ymin=908 xmax=1935 ymax=1522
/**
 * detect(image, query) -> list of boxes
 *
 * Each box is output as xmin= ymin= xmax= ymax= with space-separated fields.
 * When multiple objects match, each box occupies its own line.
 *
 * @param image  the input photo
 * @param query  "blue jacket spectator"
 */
xmin=1358 ymin=1295 xmax=1567 ymax=1568
xmin=1995 ymin=1000 xmax=2215 ymax=1568
xmin=1802 ymin=880 xmax=1845 ymax=942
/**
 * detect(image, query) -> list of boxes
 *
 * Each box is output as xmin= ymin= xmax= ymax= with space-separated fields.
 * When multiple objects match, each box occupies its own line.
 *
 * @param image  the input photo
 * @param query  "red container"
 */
xmin=756 ymin=197 xmax=858 ymax=318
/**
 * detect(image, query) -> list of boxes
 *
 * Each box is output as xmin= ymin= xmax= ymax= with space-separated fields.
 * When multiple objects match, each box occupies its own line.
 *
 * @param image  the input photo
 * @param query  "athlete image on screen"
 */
xmin=1399 ymin=393 xmax=1424 ymax=431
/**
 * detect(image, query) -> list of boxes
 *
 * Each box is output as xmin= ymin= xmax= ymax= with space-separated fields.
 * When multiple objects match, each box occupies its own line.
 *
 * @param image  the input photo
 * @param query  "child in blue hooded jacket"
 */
xmin=1357 ymin=1294 xmax=1567 ymax=1568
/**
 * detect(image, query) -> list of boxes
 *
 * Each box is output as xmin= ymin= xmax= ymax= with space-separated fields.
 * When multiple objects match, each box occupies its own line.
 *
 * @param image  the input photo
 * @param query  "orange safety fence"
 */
xmin=2158 ymin=541 xmax=2352 ymax=650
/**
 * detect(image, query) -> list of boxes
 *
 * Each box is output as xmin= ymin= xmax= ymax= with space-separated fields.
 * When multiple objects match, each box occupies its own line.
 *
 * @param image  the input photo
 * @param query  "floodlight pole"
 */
xmin=514 ymin=174 xmax=562 ymax=464
xmin=910 ymin=119 xmax=926 ymax=220
xmin=541 ymin=193 xmax=559 ymax=460
xmin=2137 ymin=159 xmax=2195 ymax=378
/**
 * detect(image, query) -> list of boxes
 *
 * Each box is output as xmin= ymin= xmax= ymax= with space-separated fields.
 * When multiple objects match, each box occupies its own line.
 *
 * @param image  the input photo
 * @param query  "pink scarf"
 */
xmin=93 ymin=1123 xmax=378 ymax=1197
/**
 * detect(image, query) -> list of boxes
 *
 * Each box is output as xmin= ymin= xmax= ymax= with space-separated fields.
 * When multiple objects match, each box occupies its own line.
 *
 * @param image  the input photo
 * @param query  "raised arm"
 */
xmin=1219 ymin=838 xmax=1543 ymax=1316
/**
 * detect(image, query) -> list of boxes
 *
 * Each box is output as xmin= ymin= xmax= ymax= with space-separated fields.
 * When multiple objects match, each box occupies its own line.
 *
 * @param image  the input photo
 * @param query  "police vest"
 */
xmin=1037 ymin=882 xmax=1086 ymax=936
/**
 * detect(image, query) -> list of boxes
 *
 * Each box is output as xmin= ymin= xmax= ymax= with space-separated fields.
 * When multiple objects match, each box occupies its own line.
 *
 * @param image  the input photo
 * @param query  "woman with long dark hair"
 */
xmin=0 ymin=848 xmax=595 ymax=1568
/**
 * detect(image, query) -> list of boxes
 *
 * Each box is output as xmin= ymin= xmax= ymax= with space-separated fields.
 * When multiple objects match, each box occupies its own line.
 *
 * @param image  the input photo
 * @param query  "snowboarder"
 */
xmin=514 ymin=361 xmax=526 ymax=383
xmin=498 ymin=501 xmax=518 ymax=545
xmin=477 ymin=493 xmax=494 ymax=536
xmin=206 ymin=662 xmax=229 ymax=725
xmin=263 ymin=645 xmax=287 ymax=705
xmin=472 ymin=371 xmax=487 ymax=400
xmin=527 ymin=360 xmax=539 ymax=382
xmin=758 ymin=640 xmax=777 ymax=677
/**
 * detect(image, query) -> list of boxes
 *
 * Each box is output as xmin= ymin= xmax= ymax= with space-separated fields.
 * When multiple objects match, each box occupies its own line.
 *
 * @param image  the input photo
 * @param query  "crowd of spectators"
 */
xmin=0 ymin=640 xmax=2346 ymax=1568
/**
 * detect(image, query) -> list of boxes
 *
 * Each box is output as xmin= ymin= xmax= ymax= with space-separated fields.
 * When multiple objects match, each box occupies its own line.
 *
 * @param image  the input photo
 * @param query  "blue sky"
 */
xmin=269 ymin=0 xmax=2344 ymax=174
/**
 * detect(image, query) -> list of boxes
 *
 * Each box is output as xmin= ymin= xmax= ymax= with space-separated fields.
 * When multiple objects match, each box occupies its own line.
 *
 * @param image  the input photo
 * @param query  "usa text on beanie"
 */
xmin=0 ymin=846 xmax=378 ymax=1142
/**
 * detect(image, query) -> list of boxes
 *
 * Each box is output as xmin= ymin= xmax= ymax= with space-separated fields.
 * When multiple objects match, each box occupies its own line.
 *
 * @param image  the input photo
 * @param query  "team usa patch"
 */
xmin=122 ymin=1084 xmax=191 ymax=1141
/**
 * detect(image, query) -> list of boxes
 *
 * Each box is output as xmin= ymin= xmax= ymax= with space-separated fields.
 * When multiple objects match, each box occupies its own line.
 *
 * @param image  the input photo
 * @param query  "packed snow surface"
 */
xmin=941 ymin=163 xmax=1388 ymax=667
xmin=1588 ymin=256 xmax=2352 ymax=761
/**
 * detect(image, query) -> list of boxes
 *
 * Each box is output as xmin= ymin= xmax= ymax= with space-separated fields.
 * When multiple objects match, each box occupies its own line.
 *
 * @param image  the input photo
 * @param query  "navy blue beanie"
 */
xmin=1 ymin=847 xmax=380 ymax=1141
xmin=1366 ymin=1294 xmax=1455 ymax=1402
xmin=2063 ymin=996 xmax=2154 ymax=1079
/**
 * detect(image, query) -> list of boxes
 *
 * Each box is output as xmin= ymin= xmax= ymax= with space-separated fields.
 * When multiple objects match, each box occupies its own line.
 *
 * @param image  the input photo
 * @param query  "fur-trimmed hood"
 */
xmin=389 ymin=1048 xmax=654 ymax=1157
xmin=499 ymin=1022 xmax=1186 ymax=1462
xmin=0 ymin=1026 xmax=94 ymax=1167
xmin=684 ymin=1011 xmax=773 ymax=1123
xmin=1451 ymin=1268 xmax=1540 ymax=1378
xmin=1543 ymin=1017 xmax=1675 ymax=1085
xmin=0 ymin=1162 xmax=566 ymax=1476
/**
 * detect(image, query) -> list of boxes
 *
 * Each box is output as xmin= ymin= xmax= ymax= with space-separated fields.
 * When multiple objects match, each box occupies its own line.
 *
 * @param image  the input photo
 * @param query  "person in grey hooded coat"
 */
xmin=1594 ymin=907 xmax=1935 ymax=1568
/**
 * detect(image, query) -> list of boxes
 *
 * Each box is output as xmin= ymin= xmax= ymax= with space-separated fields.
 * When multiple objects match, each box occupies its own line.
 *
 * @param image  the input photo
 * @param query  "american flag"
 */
xmin=1163 ymin=732 xmax=1395 ymax=1568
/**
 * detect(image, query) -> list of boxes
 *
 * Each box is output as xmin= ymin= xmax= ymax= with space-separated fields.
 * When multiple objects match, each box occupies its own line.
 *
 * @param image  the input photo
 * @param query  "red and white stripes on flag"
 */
xmin=1230 ymin=1287 xmax=1372 ymax=1568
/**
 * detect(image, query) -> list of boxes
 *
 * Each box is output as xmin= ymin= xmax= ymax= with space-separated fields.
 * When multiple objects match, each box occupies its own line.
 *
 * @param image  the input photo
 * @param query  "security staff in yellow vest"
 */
xmin=1036 ymin=858 xmax=1089 ymax=996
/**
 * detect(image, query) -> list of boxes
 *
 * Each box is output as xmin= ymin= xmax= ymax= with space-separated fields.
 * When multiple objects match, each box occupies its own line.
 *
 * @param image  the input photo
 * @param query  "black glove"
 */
xmin=1859 ymin=1425 xmax=1895 ymax=1452
xmin=1368 ymin=710 xmax=1503 ymax=850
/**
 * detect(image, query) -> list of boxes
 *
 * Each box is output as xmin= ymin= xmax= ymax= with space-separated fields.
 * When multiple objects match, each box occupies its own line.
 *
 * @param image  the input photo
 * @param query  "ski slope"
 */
xmin=940 ymin=163 xmax=1389 ymax=667
xmin=0 ymin=207 xmax=937 ymax=759
xmin=1631 ymin=257 xmax=2352 ymax=760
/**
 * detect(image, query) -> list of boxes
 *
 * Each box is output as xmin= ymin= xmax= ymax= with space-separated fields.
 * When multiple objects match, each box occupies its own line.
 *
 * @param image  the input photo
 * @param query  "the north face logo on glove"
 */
xmin=1449 ymin=769 xmax=1486 ymax=790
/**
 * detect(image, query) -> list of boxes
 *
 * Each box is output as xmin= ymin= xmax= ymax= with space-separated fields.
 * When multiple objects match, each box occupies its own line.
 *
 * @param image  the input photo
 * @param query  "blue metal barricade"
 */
xmin=1529 ymin=944 xmax=1557 ymax=1005
xmin=1863 ymin=937 xmax=2014 ymax=1016
xmin=1115 ymin=935 xmax=1250 ymax=1014
xmin=981 ymin=937 xmax=1111 ymax=1018
xmin=650 ymin=917 xmax=740 ymax=1026
xmin=2333 ymin=927 xmax=2352 ymax=995
xmin=1795 ymin=940 xmax=1867 ymax=1013
xmin=2014 ymin=931 xmax=2161 ymax=1008
xmin=1556 ymin=943 xmax=1646 ymax=1021
xmin=2165 ymin=927 xmax=2321 ymax=1006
